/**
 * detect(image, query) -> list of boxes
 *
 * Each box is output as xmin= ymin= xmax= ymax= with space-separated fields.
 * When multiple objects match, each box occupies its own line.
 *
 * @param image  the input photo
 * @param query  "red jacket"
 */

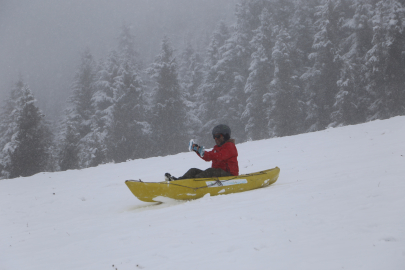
xmin=198 ymin=140 xmax=239 ymax=176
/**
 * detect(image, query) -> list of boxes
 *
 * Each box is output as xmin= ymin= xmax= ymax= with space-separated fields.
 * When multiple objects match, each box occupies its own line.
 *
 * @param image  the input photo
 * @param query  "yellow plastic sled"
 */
xmin=125 ymin=167 xmax=280 ymax=202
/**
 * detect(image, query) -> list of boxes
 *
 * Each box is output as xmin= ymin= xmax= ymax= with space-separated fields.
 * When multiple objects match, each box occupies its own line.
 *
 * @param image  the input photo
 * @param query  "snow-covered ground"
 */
xmin=1 ymin=117 xmax=404 ymax=270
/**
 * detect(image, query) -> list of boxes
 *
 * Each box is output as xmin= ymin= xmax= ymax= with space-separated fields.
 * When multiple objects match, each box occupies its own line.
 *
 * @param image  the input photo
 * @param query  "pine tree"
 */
xmin=243 ymin=8 xmax=274 ymax=140
xmin=59 ymin=49 xmax=96 ymax=170
xmin=301 ymin=0 xmax=349 ymax=131
xmin=365 ymin=0 xmax=405 ymax=120
xmin=0 ymin=80 xmax=23 ymax=148
xmin=269 ymin=0 xmax=296 ymax=29
xmin=148 ymin=36 xmax=187 ymax=155
xmin=107 ymin=60 xmax=149 ymax=162
xmin=106 ymin=24 xmax=150 ymax=162
xmin=291 ymin=0 xmax=318 ymax=70
xmin=90 ymin=50 xmax=120 ymax=165
xmin=179 ymin=41 xmax=205 ymax=98
xmin=332 ymin=0 xmax=373 ymax=126
xmin=215 ymin=0 xmax=263 ymax=142
xmin=178 ymin=41 xmax=204 ymax=140
xmin=117 ymin=23 xmax=141 ymax=69
xmin=1 ymin=81 xmax=52 ymax=178
xmin=58 ymin=120 xmax=80 ymax=171
xmin=0 ymin=80 xmax=24 ymax=178
xmin=88 ymin=24 xmax=152 ymax=164
xmin=200 ymin=1 xmax=266 ymax=143
xmin=268 ymin=27 xmax=302 ymax=137
xmin=197 ymin=21 xmax=231 ymax=145
xmin=288 ymin=0 xmax=319 ymax=133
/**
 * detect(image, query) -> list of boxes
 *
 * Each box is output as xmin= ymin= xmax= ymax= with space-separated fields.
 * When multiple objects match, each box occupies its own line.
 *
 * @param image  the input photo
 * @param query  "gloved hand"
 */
xmin=192 ymin=144 xmax=205 ymax=157
xmin=188 ymin=139 xmax=205 ymax=157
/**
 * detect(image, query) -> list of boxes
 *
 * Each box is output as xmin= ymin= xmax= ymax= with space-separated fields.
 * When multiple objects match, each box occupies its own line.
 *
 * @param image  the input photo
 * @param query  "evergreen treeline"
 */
xmin=1 ymin=0 xmax=404 ymax=179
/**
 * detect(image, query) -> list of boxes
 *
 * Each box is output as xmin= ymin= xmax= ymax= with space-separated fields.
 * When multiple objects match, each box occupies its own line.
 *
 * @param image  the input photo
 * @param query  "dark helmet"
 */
xmin=212 ymin=124 xmax=231 ymax=141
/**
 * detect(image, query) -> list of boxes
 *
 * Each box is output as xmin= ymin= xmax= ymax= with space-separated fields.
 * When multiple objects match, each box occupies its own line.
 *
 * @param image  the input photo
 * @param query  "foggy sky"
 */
xmin=0 ymin=0 xmax=236 ymax=120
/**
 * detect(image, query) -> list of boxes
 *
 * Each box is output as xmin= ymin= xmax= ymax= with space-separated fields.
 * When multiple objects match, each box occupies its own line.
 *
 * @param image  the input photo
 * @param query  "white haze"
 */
xmin=0 ymin=0 xmax=237 ymax=119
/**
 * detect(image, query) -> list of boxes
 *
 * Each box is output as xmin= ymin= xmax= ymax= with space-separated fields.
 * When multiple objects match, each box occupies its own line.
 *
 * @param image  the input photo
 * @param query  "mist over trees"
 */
xmin=1 ymin=0 xmax=405 ymax=179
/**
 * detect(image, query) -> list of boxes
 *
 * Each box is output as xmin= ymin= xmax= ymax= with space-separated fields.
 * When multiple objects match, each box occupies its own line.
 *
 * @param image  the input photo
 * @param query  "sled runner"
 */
xmin=125 ymin=167 xmax=280 ymax=202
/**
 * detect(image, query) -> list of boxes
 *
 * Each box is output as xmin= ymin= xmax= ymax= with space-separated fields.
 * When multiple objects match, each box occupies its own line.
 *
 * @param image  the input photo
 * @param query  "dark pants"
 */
xmin=177 ymin=168 xmax=232 ymax=179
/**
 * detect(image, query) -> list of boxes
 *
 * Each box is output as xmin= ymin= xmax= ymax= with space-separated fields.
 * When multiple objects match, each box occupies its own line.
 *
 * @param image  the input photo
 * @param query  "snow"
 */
xmin=1 ymin=116 xmax=405 ymax=270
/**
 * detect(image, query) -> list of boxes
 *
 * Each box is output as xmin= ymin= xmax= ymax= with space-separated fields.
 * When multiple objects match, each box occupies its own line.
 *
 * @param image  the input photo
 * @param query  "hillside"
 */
xmin=1 ymin=116 xmax=404 ymax=270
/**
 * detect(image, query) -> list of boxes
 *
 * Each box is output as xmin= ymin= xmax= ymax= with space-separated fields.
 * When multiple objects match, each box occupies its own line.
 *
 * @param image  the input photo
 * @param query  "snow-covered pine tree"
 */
xmin=301 ymin=0 xmax=349 ymax=131
xmin=1 ymin=81 xmax=52 ymax=178
xmin=178 ymin=40 xmax=204 ymax=141
xmin=268 ymin=27 xmax=302 ymax=137
xmin=269 ymin=0 xmax=296 ymax=29
xmin=290 ymin=0 xmax=318 ymax=71
xmin=179 ymin=41 xmax=205 ymax=98
xmin=90 ymin=50 xmax=121 ymax=165
xmin=0 ymin=80 xmax=24 ymax=178
xmin=58 ymin=120 xmax=80 ymax=171
xmin=106 ymin=24 xmax=151 ymax=162
xmin=365 ymin=0 xmax=405 ymax=120
xmin=213 ymin=0 xmax=264 ymax=143
xmin=148 ymin=36 xmax=187 ymax=155
xmin=0 ymin=81 xmax=23 ymax=148
xmin=117 ymin=23 xmax=141 ymax=70
xmin=107 ymin=60 xmax=149 ymax=162
xmin=243 ymin=8 xmax=274 ymax=140
xmin=179 ymin=41 xmax=196 ymax=96
xmin=287 ymin=0 xmax=319 ymax=133
xmin=197 ymin=20 xmax=231 ymax=146
xmin=58 ymin=49 xmax=97 ymax=170
xmin=383 ymin=0 xmax=405 ymax=117
xmin=107 ymin=68 xmax=150 ymax=162
xmin=332 ymin=0 xmax=373 ymax=126
xmin=200 ymin=0 xmax=266 ymax=143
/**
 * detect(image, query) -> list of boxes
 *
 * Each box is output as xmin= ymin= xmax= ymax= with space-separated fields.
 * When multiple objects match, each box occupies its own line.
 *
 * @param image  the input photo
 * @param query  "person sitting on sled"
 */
xmin=165 ymin=124 xmax=239 ymax=181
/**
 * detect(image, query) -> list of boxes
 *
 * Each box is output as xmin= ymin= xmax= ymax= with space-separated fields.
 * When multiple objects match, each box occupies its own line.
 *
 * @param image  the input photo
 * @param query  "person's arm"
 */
xmin=200 ymin=143 xmax=236 ymax=161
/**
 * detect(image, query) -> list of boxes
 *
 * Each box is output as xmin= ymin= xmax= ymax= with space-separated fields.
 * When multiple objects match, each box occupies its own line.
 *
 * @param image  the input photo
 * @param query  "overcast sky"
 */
xmin=0 ymin=0 xmax=236 ymax=120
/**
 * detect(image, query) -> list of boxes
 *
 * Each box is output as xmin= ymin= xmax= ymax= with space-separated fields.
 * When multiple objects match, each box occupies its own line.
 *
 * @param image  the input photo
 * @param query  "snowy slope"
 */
xmin=1 ymin=117 xmax=405 ymax=270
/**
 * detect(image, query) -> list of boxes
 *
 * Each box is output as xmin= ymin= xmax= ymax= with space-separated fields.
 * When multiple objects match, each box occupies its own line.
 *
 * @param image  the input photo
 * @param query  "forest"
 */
xmin=1 ymin=0 xmax=404 ymax=179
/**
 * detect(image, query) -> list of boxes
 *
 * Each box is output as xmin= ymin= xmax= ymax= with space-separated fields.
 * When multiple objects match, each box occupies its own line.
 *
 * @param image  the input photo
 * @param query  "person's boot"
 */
xmin=164 ymin=173 xmax=177 ymax=181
